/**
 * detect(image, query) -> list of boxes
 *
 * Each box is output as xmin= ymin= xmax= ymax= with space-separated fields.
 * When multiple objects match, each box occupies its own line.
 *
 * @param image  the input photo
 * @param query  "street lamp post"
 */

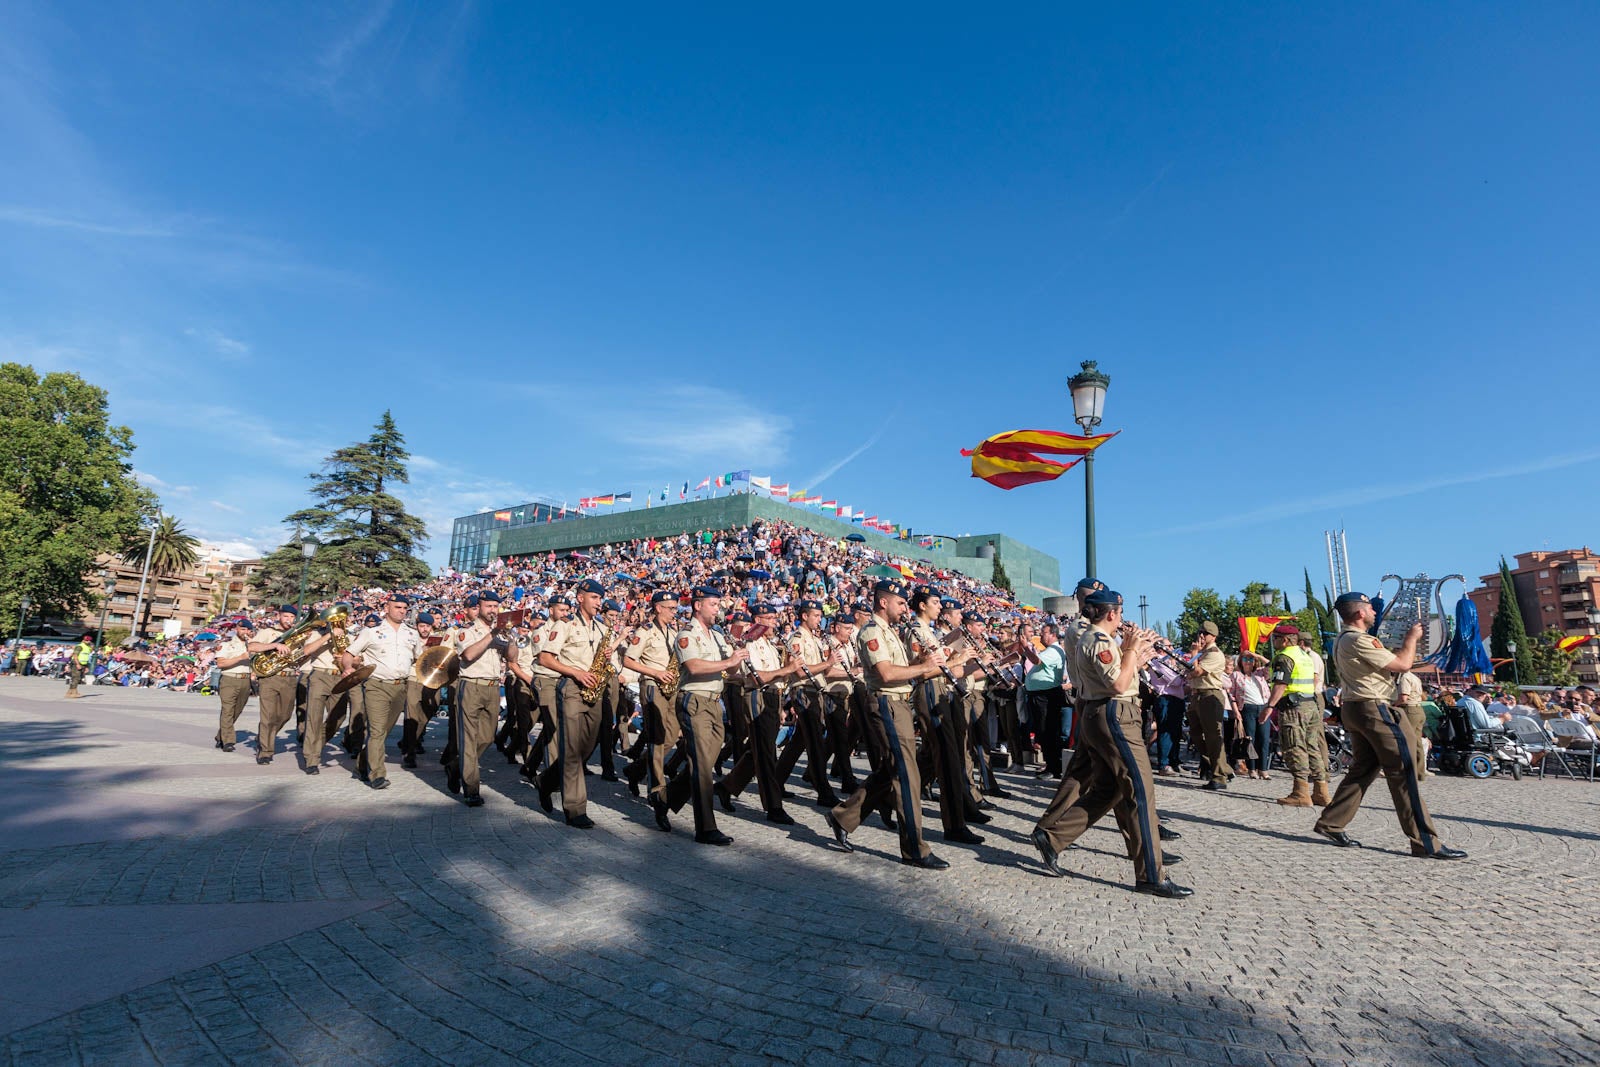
xmin=14 ymin=596 xmax=30 ymax=645
xmin=1138 ymin=595 xmax=1149 ymax=629
xmin=129 ymin=512 xmax=159 ymax=640
xmin=93 ymin=570 xmax=115 ymax=674
xmin=1507 ymin=639 xmax=1520 ymax=687
xmin=297 ymin=533 xmax=317 ymax=609
xmin=1067 ymin=360 xmax=1111 ymax=580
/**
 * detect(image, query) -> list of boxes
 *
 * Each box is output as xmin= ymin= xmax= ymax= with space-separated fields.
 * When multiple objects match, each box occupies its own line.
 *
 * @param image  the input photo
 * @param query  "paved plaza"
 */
xmin=1 ymin=677 xmax=1596 ymax=1066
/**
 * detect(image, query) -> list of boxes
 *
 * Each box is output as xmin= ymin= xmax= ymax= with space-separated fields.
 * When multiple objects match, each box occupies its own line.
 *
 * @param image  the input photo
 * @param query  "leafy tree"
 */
xmin=253 ymin=411 xmax=430 ymax=598
xmin=0 ymin=364 xmax=153 ymax=627
xmin=1528 ymin=628 xmax=1578 ymax=686
xmin=1176 ymin=587 xmax=1244 ymax=653
xmin=1488 ymin=557 xmax=1534 ymax=684
xmin=122 ymin=514 xmax=200 ymax=636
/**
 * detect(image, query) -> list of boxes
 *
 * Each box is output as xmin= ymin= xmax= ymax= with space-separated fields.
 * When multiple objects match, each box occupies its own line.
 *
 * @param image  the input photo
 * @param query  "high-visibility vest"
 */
xmin=1281 ymin=645 xmax=1318 ymax=696
xmin=17 ymin=648 xmax=31 ymax=661
xmin=77 ymin=645 xmax=93 ymax=665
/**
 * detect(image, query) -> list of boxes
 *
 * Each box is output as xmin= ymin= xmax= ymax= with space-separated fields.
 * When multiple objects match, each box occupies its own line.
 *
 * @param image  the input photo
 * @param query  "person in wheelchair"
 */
xmin=1457 ymin=685 xmax=1509 ymax=732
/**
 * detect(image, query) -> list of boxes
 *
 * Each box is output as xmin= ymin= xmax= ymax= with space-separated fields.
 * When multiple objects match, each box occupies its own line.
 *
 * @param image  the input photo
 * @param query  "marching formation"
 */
xmin=208 ymin=518 xmax=1466 ymax=899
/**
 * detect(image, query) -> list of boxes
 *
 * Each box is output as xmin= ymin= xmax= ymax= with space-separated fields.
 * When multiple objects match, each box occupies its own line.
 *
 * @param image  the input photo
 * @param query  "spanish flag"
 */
xmin=1557 ymin=634 xmax=1595 ymax=652
xmin=961 ymin=429 xmax=1119 ymax=489
xmin=1238 ymin=615 xmax=1295 ymax=654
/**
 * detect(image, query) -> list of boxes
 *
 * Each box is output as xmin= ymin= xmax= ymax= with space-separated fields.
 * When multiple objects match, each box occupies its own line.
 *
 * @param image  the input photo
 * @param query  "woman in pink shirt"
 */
xmin=1229 ymin=651 xmax=1274 ymax=779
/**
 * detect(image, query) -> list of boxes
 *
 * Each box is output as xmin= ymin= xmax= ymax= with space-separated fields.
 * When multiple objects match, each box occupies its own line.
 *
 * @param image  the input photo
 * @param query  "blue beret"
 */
xmin=601 ymin=598 xmax=622 ymax=613
xmin=1084 ymin=588 xmax=1122 ymax=607
xmin=1334 ymin=591 xmax=1370 ymax=608
xmin=576 ymin=578 xmax=605 ymax=595
xmin=940 ymin=597 xmax=961 ymax=609
xmin=235 ymin=617 xmax=256 ymax=630
xmin=364 ymin=613 xmax=380 ymax=626
xmin=690 ymin=585 xmax=722 ymax=602
xmin=384 ymin=593 xmax=410 ymax=605
xmin=416 ymin=612 xmax=435 ymax=626
xmin=851 ymin=601 xmax=871 ymax=615
xmin=752 ymin=602 xmax=777 ymax=616
xmin=962 ymin=611 xmax=985 ymax=624
xmin=1074 ymin=578 xmax=1105 ymax=593
xmin=464 ymin=593 xmax=480 ymax=608
xmin=730 ymin=610 xmax=752 ymax=623
xmin=548 ymin=595 xmax=571 ymax=607
xmin=798 ymin=599 xmax=822 ymax=612
xmin=649 ymin=590 xmax=679 ymax=604
xmin=872 ymin=579 xmax=907 ymax=598
xmin=278 ymin=604 xmax=298 ymax=616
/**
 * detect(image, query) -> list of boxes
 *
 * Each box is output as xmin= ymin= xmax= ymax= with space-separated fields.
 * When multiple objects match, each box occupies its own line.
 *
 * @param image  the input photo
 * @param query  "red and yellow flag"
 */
xmin=1557 ymin=634 xmax=1595 ymax=652
xmin=960 ymin=429 xmax=1119 ymax=489
xmin=1239 ymin=615 xmax=1295 ymax=654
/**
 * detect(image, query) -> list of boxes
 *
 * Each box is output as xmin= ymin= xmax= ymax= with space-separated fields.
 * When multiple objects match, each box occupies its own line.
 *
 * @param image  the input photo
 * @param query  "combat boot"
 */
xmin=1310 ymin=780 xmax=1332 ymax=807
xmin=1276 ymin=780 xmax=1313 ymax=807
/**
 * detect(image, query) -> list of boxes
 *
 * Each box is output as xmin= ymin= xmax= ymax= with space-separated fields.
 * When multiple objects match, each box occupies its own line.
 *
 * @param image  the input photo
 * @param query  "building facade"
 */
xmin=451 ymin=494 xmax=1062 ymax=608
xmin=1467 ymin=547 xmax=1600 ymax=684
xmin=75 ymin=544 xmax=265 ymax=638
xmin=449 ymin=499 xmax=577 ymax=574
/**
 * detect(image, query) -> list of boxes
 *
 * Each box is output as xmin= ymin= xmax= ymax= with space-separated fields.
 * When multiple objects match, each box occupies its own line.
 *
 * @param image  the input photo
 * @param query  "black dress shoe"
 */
xmin=816 ymin=795 xmax=843 ymax=809
xmin=566 ymin=813 xmax=595 ymax=829
xmin=214 ymin=738 xmax=224 ymax=750
xmin=519 ymin=762 xmax=537 ymax=781
xmin=402 ymin=754 xmax=417 ymax=769
xmin=1163 ymin=852 xmax=1183 ymax=865
xmin=445 ymin=761 xmax=462 ymax=796
xmin=713 ymin=783 xmax=735 ymax=813
xmin=781 ymin=789 xmax=798 ymax=800
xmin=1413 ymin=845 xmax=1468 ymax=860
xmin=878 ymin=809 xmax=897 ymax=831
xmin=651 ymin=798 xmax=671 ymax=832
xmin=304 ymin=766 xmax=320 ymax=776
xmin=694 ymin=830 xmax=734 ymax=846
xmin=1317 ymin=828 xmax=1362 ymax=848
xmin=901 ymin=852 xmax=950 ymax=870
xmin=537 ymin=780 xmax=554 ymax=813
xmin=944 ymin=829 xmax=985 ymax=845
xmin=1159 ymin=826 xmax=1181 ymax=841
xmin=825 ymin=812 xmax=853 ymax=852
xmin=988 ymin=788 xmax=1013 ymax=800
xmin=256 ymin=755 xmax=272 ymax=766
xmin=1201 ymin=781 xmax=1227 ymax=791
xmin=1135 ymin=879 xmax=1194 ymax=899
xmin=976 ymin=799 xmax=995 ymax=811
xmin=221 ymin=743 xmax=236 ymax=753
xmin=464 ymin=794 xmax=485 ymax=808
xmin=967 ymin=811 xmax=992 ymax=825
xmin=370 ymin=778 xmax=390 ymax=790
xmin=766 ymin=810 xmax=796 ymax=826
xmin=600 ymin=772 xmax=619 ymax=783
xmin=1031 ymin=829 xmax=1063 ymax=877
xmin=627 ymin=777 xmax=642 ymax=799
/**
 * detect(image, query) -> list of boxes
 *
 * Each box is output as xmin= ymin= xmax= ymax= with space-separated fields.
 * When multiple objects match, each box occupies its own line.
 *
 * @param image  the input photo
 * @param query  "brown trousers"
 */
xmin=1035 ymin=697 xmax=1167 ymax=886
xmin=404 ymin=679 xmax=438 ymax=755
xmin=1190 ymin=691 xmax=1231 ymax=784
xmin=362 ymin=679 xmax=408 ymax=784
xmin=455 ymin=679 xmax=499 ymax=796
xmin=641 ymin=683 xmax=682 ymax=801
xmin=302 ymin=669 xmax=347 ymax=767
xmin=672 ymin=693 xmax=726 ymax=834
xmin=537 ymin=679 xmax=601 ymax=817
xmin=255 ymin=674 xmax=298 ymax=757
xmin=1315 ymin=699 xmax=1442 ymax=852
xmin=217 ymin=675 xmax=252 ymax=745
xmin=831 ymin=694 xmax=928 ymax=861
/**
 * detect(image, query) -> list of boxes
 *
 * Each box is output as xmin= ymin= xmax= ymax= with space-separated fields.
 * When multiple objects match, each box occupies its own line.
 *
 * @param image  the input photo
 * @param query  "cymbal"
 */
xmin=414 ymin=646 xmax=460 ymax=688
xmin=331 ymin=663 xmax=376 ymax=695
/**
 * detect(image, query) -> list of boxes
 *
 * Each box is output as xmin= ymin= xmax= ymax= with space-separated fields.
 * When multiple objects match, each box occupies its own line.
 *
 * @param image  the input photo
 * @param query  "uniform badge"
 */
xmin=1367 ymin=637 xmax=1382 ymax=648
xmin=678 ymin=637 xmax=690 ymax=649
xmin=867 ymin=639 xmax=879 ymax=652
xmin=1097 ymin=650 xmax=1114 ymax=664
xmin=630 ymin=635 xmax=640 ymax=645
xmin=532 ymin=634 xmax=540 ymax=643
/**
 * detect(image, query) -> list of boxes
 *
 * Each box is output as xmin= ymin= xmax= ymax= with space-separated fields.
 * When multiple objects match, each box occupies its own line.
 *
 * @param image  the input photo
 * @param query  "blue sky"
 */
xmin=3 ymin=3 xmax=1596 ymax=627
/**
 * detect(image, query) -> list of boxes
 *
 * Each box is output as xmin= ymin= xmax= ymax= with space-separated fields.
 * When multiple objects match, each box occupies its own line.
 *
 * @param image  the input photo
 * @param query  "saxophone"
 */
xmin=578 ymin=622 xmax=617 ymax=705
xmin=659 ymin=647 xmax=680 ymax=700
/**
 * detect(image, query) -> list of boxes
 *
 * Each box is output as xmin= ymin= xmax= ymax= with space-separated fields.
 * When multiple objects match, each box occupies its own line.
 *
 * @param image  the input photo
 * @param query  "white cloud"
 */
xmin=802 ymin=412 xmax=896 ymax=489
xmin=0 ymin=205 xmax=176 ymax=238
xmin=132 ymin=469 xmax=194 ymax=497
xmin=209 ymin=500 xmax=243 ymax=514
xmin=185 ymin=327 xmax=250 ymax=360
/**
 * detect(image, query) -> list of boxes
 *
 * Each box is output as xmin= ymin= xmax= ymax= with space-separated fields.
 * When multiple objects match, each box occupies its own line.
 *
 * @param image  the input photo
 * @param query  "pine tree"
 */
xmin=254 ymin=411 xmax=431 ymax=597
xmin=1488 ymin=557 xmax=1534 ymax=684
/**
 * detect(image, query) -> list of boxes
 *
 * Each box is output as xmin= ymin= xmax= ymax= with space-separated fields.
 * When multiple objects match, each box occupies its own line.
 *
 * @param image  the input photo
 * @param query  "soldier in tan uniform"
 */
xmin=593 ymin=598 xmax=627 ymax=782
xmin=1187 ymin=621 xmax=1232 ymax=789
xmin=214 ymin=618 xmax=255 ymax=752
xmin=401 ymin=611 xmax=442 ymax=769
xmin=535 ymin=578 xmax=611 ymax=827
xmin=1313 ymin=592 xmax=1465 ymax=859
xmin=773 ymin=599 xmax=843 ymax=808
xmin=248 ymin=605 xmax=305 ymax=765
xmin=1395 ymin=670 xmax=1428 ymax=778
xmin=676 ymin=586 xmax=749 ymax=844
xmin=1032 ymin=588 xmax=1191 ymax=897
xmin=906 ymin=588 xmax=983 ymax=845
xmin=822 ymin=615 xmax=867 ymax=795
xmin=301 ymin=615 xmax=349 ymax=775
xmin=621 ymin=590 xmax=682 ymax=831
xmin=341 ymin=594 xmax=422 ymax=790
xmin=956 ymin=611 xmax=1006 ymax=800
xmin=716 ymin=603 xmax=802 ymax=824
xmin=450 ymin=592 xmax=507 ymax=807
xmin=519 ymin=597 xmax=569 ymax=783
xmin=825 ymin=580 xmax=950 ymax=870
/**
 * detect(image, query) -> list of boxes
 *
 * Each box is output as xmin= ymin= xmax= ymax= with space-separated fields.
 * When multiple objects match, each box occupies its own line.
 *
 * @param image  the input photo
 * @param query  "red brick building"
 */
xmin=1467 ymin=547 xmax=1600 ymax=684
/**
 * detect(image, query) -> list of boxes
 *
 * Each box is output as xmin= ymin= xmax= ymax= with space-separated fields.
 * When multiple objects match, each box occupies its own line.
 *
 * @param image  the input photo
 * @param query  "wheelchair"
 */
xmin=1434 ymin=707 xmax=1531 ymax=780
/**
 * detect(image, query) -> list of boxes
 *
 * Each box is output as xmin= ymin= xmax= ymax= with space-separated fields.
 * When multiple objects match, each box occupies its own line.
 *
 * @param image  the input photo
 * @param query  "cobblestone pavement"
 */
xmin=2 ymin=677 xmax=1597 ymax=1065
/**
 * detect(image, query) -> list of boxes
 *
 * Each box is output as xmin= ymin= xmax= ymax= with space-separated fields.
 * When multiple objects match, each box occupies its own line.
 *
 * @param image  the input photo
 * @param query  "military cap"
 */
xmin=940 ymin=596 xmax=961 ymax=609
xmin=752 ymin=602 xmax=778 ymax=616
xmin=278 ymin=604 xmax=299 ymax=617
xmin=1074 ymin=577 xmax=1106 ymax=593
xmin=601 ymin=598 xmax=622 ymax=613
xmin=464 ymin=592 xmax=480 ymax=607
xmin=575 ymin=578 xmax=605 ymax=595
xmin=1271 ymin=622 xmax=1300 ymax=637
xmin=798 ymin=599 xmax=822 ymax=612
xmin=729 ymin=610 xmax=752 ymax=623
xmin=873 ymin=579 xmax=908 ymax=599
xmin=363 ymin=613 xmax=380 ymax=627
xmin=1334 ymin=591 xmax=1371 ymax=608
xmin=1083 ymin=588 xmax=1122 ymax=608
xmin=851 ymin=601 xmax=872 ymax=615
xmin=234 ymin=617 xmax=256 ymax=630
xmin=690 ymin=585 xmax=722 ymax=602
xmin=415 ymin=611 xmax=436 ymax=626
xmin=1199 ymin=620 xmax=1219 ymax=637
xmin=383 ymin=592 xmax=410 ymax=605
xmin=649 ymin=589 xmax=679 ymax=605
xmin=548 ymin=595 xmax=571 ymax=607
xmin=962 ymin=611 xmax=985 ymax=624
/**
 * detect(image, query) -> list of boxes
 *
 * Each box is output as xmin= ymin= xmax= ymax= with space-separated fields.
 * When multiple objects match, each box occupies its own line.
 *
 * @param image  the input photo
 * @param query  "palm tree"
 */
xmin=122 ymin=514 xmax=201 ymax=637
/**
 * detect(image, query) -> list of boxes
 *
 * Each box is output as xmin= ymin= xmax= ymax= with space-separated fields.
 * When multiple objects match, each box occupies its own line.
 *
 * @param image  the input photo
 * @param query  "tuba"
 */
xmin=251 ymin=603 xmax=350 ymax=678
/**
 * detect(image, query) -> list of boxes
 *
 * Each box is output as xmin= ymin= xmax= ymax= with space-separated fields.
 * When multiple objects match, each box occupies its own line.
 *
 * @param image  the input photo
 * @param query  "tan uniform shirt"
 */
xmin=747 ymin=636 xmax=783 ymax=689
xmin=677 ymin=619 xmax=730 ymax=694
xmin=526 ymin=621 xmax=561 ymax=678
xmin=858 ymin=617 xmax=912 ymax=696
xmin=218 ymin=635 xmax=252 ymax=677
xmin=1333 ymin=625 xmax=1398 ymax=701
xmin=827 ymin=632 xmax=861 ymax=693
xmin=1191 ymin=646 xmax=1227 ymax=695
xmin=307 ymin=637 xmax=341 ymax=672
xmin=1395 ymin=671 xmax=1423 ymax=706
xmin=629 ymin=622 xmax=674 ymax=685
xmin=1074 ymin=627 xmax=1136 ymax=701
xmin=455 ymin=619 xmax=504 ymax=682
xmin=1061 ymin=615 xmax=1093 ymax=664
xmin=546 ymin=612 xmax=607 ymax=672
xmin=344 ymin=621 xmax=423 ymax=683
xmin=962 ymin=629 xmax=988 ymax=693
xmin=791 ymin=628 xmax=827 ymax=689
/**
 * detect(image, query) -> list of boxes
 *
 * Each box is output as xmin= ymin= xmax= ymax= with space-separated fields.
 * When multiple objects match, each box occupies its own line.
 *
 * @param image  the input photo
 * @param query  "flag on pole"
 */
xmin=789 ymin=490 xmax=806 ymax=501
xmin=694 ymin=476 xmax=710 ymax=491
xmin=493 ymin=510 xmax=512 ymax=522
xmin=680 ymin=481 xmax=688 ymax=500
xmin=580 ymin=495 xmax=615 ymax=508
xmin=1238 ymin=615 xmax=1294 ymax=654
xmin=1557 ymin=634 xmax=1595 ymax=652
xmin=851 ymin=512 xmax=864 ymax=523
xmin=614 ymin=491 xmax=633 ymax=504
xmin=819 ymin=499 xmax=836 ymax=510
xmin=770 ymin=482 xmax=789 ymax=497
xmin=961 ymin=428 xmax=1120 ymax=489
xmin=750 ymin=475 xmax=771 ymax=492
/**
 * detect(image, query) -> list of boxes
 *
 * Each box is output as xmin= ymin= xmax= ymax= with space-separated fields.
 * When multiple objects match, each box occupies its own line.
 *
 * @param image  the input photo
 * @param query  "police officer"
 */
xmin=825 ymin=580 xmax=950 ymax=870
xmin=1031 ymin=589 xmax=1191 ymax=898
xmin=536 ymin=577 xmax=610 ymax=827
xmin=451 ymin=591 xmax=506 ymax=807
xmin=675 ymin=586 xmax=749 ymax=844
xmin=716 ymin=603 xmax=801 ymax=824
xmin=1313 ymin=592 xmax=1466 ymax=859
xmin=214 ymin=619 xmax=255 ymax=751
xmin=1266 ymin=623 xmax=1330 ymax=807
xmin=341 ymin=594 xmax=422 ymax=790
xmin=64 ymin=633 xmax=94 ymax=698
xmin=621 ymin=589 xmax=682 ymax=831
xmin=1187 ymin=621 xmax=1231 ymax=790
xmin=249 ymin=605 xmax=304 ymax=765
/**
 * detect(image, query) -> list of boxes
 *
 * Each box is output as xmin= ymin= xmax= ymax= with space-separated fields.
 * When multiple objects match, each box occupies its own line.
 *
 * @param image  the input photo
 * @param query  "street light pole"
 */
xmin=1068 ymin=360 xmax=1111 ymax=580
xmin=93 ymin=570 xmax=114 ymax=674
xmin=129 ymin=513 xmax=159 ymax=641
xmin=1507 ymin=639 xmax=1520 ymax=687
xmin=297 ymin=530 xmax=316 ymax=609
xmin=1138 ymin=595 xmax=1149 ymax=629
xmin=14 ymin=596 xmax=30 ymax=645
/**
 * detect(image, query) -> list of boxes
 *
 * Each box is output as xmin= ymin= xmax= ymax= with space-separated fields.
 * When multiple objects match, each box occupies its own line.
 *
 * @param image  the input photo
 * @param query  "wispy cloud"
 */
xmin=208 ymin=500 xmax=243 ymax=514
xmin=802 ymin=409 xmax=897 ymax=489
xmin=316 ymin=0 xmax=399 ymax=92
xmin=185 ymin=327 xmax=250 ymax=360
xmin=1150 ymin=447 xmax=1600 ymax=536
xmin=133 ymin=469 xmax=194 ymax=497
xmin=0 ymin=205 xmax=176 ymax=238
